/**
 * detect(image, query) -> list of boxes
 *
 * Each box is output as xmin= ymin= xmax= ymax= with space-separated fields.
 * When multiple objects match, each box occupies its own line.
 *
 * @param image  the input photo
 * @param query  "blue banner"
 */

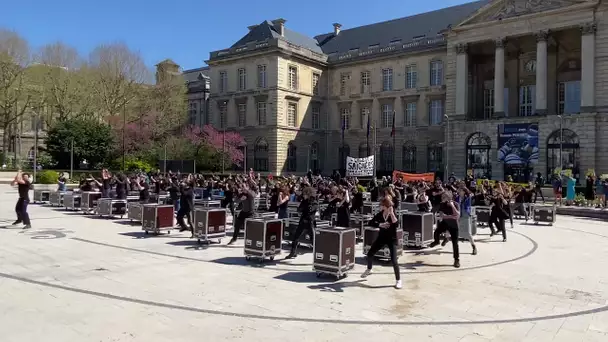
xmin=497 ymin=123 xmax=539 ymax=165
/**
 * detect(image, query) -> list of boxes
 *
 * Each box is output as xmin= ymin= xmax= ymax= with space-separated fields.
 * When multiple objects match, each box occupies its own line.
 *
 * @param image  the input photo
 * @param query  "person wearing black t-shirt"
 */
xmin=285 ymin=186 xmax=318 ymax=259
xmin=177 ymin=180 xmax=195 ymax=236
xmin=11 ymin=170 xmax=32 ymax=229
xmin=429 ymin=191 xmax=461 ymax=268
xmin=101 ymin=169 xmax=112 ymax=198
xmin=134 ymin=177 xmax=150 ymax=203
xmin=168 ymin=178 xmax=181 ymax=213
xmin=114 ymin=174 xmax=128 ymax=200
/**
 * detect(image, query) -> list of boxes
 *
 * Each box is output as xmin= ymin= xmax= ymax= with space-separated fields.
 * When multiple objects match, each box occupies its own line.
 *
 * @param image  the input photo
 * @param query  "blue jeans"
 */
xmin=173 ymin=199 xmax=180 ymax=213
xmin=15 ymin=198 xmax=31 ymax=225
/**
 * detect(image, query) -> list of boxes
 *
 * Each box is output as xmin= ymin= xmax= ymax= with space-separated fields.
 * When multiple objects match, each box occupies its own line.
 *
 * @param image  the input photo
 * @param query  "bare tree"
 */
xmin=88 ymin=42 xmax=149 ymax=119
xmin=0 ymin=29 xmax=31 ymax=166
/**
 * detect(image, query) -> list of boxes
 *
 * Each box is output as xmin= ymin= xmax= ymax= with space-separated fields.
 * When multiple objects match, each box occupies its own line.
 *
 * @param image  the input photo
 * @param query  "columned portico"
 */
xmin=535 ymin=30 xmax=548 ymax=115
xmin=493 ymin=38 xmax=505 ymax=117
xmin=581 ymin=22 xmax=596 ymax=112
xmin=455 ymin=43 xmax=468 ymax=118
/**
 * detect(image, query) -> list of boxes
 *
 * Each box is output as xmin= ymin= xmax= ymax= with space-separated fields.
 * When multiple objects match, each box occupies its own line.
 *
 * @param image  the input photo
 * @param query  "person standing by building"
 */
xmin=11 ymin=170 xmax=32 ymax=229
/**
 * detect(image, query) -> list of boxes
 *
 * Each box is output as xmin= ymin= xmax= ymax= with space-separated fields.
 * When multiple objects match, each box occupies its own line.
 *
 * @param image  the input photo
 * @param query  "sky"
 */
xmin=2 ymin=0 xmax=474 ymax=71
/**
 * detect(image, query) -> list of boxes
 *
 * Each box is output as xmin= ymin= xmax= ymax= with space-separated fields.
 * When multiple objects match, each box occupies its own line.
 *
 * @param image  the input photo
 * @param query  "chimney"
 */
xmin=333 ymin=23 xmax=342 ymax=35
xmin=272 ymin=18 xmax=286 ymax=36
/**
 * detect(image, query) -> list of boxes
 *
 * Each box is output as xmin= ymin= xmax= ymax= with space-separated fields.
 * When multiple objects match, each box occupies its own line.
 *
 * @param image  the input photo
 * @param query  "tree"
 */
xmin=45 ymin=117 xmax=115 ymax=169
xmin=88 ymin=42 xmax=149 ymax=119
xmin=185 ymin=125 xmax=245 ymax=171
xmin=0 ymin=29 xmax=32 ymax=166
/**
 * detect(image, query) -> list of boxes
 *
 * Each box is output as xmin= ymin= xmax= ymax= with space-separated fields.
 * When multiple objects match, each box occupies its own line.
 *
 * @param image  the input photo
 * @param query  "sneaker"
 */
xmin=11 ymin=221 xmax=20 ymax=226
xmin=453 ymin=260 xmax=460 ymax=268
xmin=285 ymin=251 xmax=297 ymax=260
xmin=360 ymin=269 xmax=372 ymax=278
xmin=441 ymin=238 xmax=449 ymax=247
xmin=226 ymin=238 xmax=237 ymax=246
xmin=22 ymin=225 xmax=31 ymax=229
xmin=395 ymin=280 xmax=402 ymax=289
xmin=472 ymin=246 xmax=477 ymax=256
xmin=428 ymin=241 xmax=439 ymax=248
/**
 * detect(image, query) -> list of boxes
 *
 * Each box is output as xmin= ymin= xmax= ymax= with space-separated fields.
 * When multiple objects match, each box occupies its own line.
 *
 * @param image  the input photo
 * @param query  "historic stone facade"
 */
xmin=206 ymin=0 xmax=607 ymax=181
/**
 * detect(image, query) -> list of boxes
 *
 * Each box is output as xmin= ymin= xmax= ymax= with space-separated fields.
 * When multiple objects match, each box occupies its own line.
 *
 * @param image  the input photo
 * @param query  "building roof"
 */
xmin=315 ymin=0 xmax=490 ymax=54
xmin=232 ymin=20 xmax=323 ymax=54
xmin=183 ymin=66 xmax=210 ymax=83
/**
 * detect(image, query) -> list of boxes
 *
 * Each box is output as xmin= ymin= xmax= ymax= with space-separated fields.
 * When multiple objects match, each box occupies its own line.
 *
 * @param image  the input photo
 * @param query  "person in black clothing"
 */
xmin=268 ymin=184 xmax=279 ymax=214
xmin=512 ymin=185 xmax=531 ymax=221
xmin=11 ymin=170 xmax=32 ymax=229
xmin=360 ymin=196 xmax=401 ymax=289
xmin=227 ymin=182 xmax=256 ymax=245
xmin=369 ymin=180 xmax=379 ymax=202
xmin=533 ymin=172 xmax=545 ymax=203
xmin=428 ymin=191 xmax=461 ymax=268
xmin=350 ymin=187 xmax=364 ymax=213
xmin=322 ymin=186 xmax=339 ymax=221
xmin=101 ymin=169 xmax=112 ymax=198
xmin=114 ymin=174 xmax=128 ymax=200
xmin=134 ymin=177 xmax=150 ymax=203
xmin=286 ymin=186 xmax=318 ymax=259
xmin=416 ymin=190 xmax=431 ymax=212
xmin=168 ymin=178 xmax=181 ymax=213
xmin=177 ymin=179 xmax=194 ymax=236
xmin=335 ymin=188 xmax=350 ymax=227
xmin=488 ymin=187 xmax=509 ymax=242
xmin=221 ymin=182 xmax=236 ymax=219
xmin=276 ymin=185 xmax=290 ymax=219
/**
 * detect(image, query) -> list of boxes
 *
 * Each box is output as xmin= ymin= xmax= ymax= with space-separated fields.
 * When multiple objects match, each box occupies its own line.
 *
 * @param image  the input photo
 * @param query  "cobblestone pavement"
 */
xmin=1 ymin=186 xmax=608 ymax=341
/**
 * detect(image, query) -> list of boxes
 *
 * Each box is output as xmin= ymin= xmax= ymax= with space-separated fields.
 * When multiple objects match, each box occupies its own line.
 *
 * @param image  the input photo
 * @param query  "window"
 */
xmin=427 ymin=142 xmax=443 ymax=172
xmin=359 ymin=142 xmax=369 ymax=157
xmin=546 ymin=129 xmax=580 ymax=180
xmin=360 ymin=106 xmax=370 ymax=129
xmin=430 ymin=60 xmax=443 ymax=86
xmin=405 ymin=102 xmax=416 ymax=127
xmin=340 ymin=108 xmax=350 ymax=130
xmin=310 ymin=142 xmax=319 ymax=171
xmin=287 ymin=142 xmax=297 ymax=172
xmin=288 ymin=65 xmax=298 ymax=90
xmin=340 ymin=73 xmax=349 ymax=96
xmin=219 ymin=103 xmax=227 ymax=128
xmin=382 ymin=68 xmax=393 ymax=91
xmin=519 ymin=85 xmax=536 ymax=116
xmin=238 ymin=68 xmax=246 ymax=91
xmin=238 ymin=103 xmax=246 ymax=127
xmin=257 ymin=65 xmax=266 ymax=88
xmin=257 ymin=102 xmax=267 ymax=126
xmin=429 ymin=99 xmax=443 ymax=125
xmin=381 ymin=104 xmax=393 ymax=128
xmin=389 ymin=39 xmax=401 ymax=45
xmin=188 ymin=102 xmax=198 ymax=126
xmin=219 ymin=71 xmax=227 ymax=93
xmin=483 ymin=88 xmax=509 ymax=118
xmin=558 ymin=81 xmax=581 ymax=115
xmin=380 ymin=142 xmax=394 ymax=172
xmin=361 ymin=71 xmax=370 ymax=93
xmin=467 ymin=132 xmax=492 ymax=179
xmin=312 ymin=106 xmax=320 ymax=129
xmin=287 ymin=102 xmax=297 ymax=127
xmin=254 ymin=138 xmax=269 ymax=172
xmin=312 ymin=73 xmax=320 ymax=95
xmin=405 ymin=65 xmax=417 ymax=89
xmin=402 ymin=142 xmax=416 ymax=172
xmin=27 ymin=147 xmax=35 ymax=160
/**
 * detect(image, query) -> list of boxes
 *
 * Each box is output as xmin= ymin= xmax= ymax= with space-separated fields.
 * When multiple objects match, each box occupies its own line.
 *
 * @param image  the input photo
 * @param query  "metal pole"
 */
xmin=163 ymin=144 xmax=167 ymax=175
xmin=33 ymin=115 xmax=38 ymax=183
xmin=222 ymin=127 xmax=226 ymax=174
xmin=306 ymin=145 xmax=310 ymax=171
xmin=122 ymin=104 xmax=126 ymax=171
xmin=559 ymin=116 xmax=563 ymax=169
xmin=445 ymin=114 xmax=449 ymax=178
xmin=70 ymin=138 xmax=74 ymax=180
xmin=373 ymin=120 xmax=377 ymax=179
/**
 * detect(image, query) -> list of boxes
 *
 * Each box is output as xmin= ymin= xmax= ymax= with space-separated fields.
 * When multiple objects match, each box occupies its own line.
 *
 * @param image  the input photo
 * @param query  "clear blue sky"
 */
xmin=2 ymin=0 xmax=472 ymax=70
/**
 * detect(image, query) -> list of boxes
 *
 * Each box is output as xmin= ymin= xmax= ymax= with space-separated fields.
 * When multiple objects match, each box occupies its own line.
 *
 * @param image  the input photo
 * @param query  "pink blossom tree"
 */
xmin=185 ymin=125 xmax=245 ymax=167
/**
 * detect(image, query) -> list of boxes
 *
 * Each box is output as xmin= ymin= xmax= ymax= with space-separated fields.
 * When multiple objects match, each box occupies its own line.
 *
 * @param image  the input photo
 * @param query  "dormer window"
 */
xmin=389 ymin=39 xmax=401 ymax=45
xmin=412 ymin=35 xmax=425 ymax=40
xmin=349 ymin=48 xmax=359 ymax=53
xmin=368 ymin=44 xmax=379 ymax=49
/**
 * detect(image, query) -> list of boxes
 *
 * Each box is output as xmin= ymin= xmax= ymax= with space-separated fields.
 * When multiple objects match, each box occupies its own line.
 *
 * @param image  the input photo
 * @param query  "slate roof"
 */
xmin=315 ymin=0 xmax=491 ymax=54
xmin=183 ymin=67 xmax=210 ymax=83
xmin=232 ymin=20 xmax=323 ymax=54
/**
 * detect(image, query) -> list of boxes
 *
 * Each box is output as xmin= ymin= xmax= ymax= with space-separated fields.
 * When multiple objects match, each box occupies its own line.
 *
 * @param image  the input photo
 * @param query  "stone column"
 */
xmin=535 ymin=30 xmax=548 ymax=115
xmin=494 ymin=38 xmax=506 ymax=117
xmin=455 ymin=43 xmax=469 ymax=118
xmin=581 ymin=22 xmax=596 ymax=112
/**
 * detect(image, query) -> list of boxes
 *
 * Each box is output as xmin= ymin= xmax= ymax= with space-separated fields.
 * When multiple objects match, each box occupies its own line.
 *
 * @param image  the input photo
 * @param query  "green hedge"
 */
xmin=37 ymin=170 xmax=59 ymax=184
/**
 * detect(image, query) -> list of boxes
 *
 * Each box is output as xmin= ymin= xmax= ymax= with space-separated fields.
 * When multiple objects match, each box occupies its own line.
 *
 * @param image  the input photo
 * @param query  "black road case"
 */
xmin=400 ymin=212 xmax=434 ymax=248
xmin=97 ymin=198 xmax=127 ymax=218
xmin=33 ymin=190 xmax=51 ymax=204
xmin=63 ymin=192 xmax=81 ymax=211
xmin=532 ymin=204 xmax=556 ymax=225
xmin=193 ymin=207 xmax=227 ymax=243
xmin=313 ymin=226 xmax=356 ymax=279
xmin=363 ymin=226 xmax=404 ymax=258
xmin=244 ymin=217 xmax=283 ymax=261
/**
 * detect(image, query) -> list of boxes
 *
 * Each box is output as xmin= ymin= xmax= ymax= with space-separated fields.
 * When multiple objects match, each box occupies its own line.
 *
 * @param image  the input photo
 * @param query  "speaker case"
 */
xmin=97 ymin=198 xmax=127 ymax=218
xmin=400 ymin=212 xmax=434 ymax=248
xmin=313 ymin=226 xmax=356 ymax=278
xmin=193 ymin=207 xmax=227 ymax=242
xmin=244 ymin=218 xmax=283 ymax=261
xmin=142 ymin=204 xmax=175 ymax=234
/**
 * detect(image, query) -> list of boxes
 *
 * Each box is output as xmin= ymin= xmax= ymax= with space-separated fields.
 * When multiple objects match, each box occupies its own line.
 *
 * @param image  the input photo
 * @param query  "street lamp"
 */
xmin=557 ymin=114 xmax=563 ymax=170
xmin=444 ymin=114 xmax=450 ymax=178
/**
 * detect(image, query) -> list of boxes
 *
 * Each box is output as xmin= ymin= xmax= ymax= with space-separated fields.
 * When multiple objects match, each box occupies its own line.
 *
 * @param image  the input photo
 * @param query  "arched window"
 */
xmin=339 ymin=144 xmax=350 ymax=171
xmin=546 ymin=129 xmax=580 ymax=179
xmin=466 ymin=132 xmax=492 ymax=179
xmin=380 ymin=141 xmax=394 ymax=173
xmin=402 ymin=141 xmax=416 ymax=173
xmin=27 ymin=147 xmax=35 ymax=160
xmin=310 ymin=142 xmax=319 ymax=172
xmin=254 ymin=138 xmax=268 ymax=172
xmin=287 ymin=141 xmax=297 ymax=172
xmin=358 ymin=142 xmax=369 ymax=158
xmin=234 ymin=144 xmax=246 ymax=171
xmin=427 ymin=141 xmax=443 ymax=174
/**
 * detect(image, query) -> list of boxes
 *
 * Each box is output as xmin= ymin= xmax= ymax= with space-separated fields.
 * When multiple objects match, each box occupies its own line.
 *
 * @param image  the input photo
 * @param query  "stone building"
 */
xmin=206 ymin=0 xmax=607 ymax=181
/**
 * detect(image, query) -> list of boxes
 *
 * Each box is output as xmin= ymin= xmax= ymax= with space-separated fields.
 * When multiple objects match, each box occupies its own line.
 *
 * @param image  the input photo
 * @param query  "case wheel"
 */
xmin=245 ymin=256 xmax=251 ymax=261
xmin=269 ymin=256 xmax=274 ymax=261
xmin=218 ymin=239 xmax=222 ymax=244
xmin=316 ymin=272 xmax=321 ymax=278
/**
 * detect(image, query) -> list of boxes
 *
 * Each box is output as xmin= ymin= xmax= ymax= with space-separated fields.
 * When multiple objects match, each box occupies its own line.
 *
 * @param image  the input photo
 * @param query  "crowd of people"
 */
xmin=9 ymin=167 xmax=577 ymax=289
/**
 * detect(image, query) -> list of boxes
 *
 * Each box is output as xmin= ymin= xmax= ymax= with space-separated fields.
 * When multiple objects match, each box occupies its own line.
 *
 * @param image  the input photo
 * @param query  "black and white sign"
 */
xmin=346 ymin=156 xmax=374 ymax=177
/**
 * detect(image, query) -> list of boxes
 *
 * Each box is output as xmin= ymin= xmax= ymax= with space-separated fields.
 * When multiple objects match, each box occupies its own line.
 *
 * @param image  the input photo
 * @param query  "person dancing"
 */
xmin=277 ymin=185 xmax=290 ymax=219
xmin=227 ymin=182 xmax=256 ymax=245
xmin=429 ymin=191 xmax=461 ymax=268
xmin=285 ymin=186 xmax=318 ymax=259
xmin=177 ymin=177 xmax=195 ymax=236
xmin=360 ymin=196 xmax=401 ymax=289
xmin=11 ymin=170 xmax=32 ymax=229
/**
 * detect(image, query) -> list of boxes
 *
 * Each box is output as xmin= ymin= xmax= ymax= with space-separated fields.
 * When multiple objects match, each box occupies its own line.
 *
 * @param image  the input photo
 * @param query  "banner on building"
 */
xmin=346 ymin=156 xmax=374 ymax=177
xmin=392 ymin=171 xmax=435 ymax=182
xmin=497 ymin=123 xmax=539 ymax=165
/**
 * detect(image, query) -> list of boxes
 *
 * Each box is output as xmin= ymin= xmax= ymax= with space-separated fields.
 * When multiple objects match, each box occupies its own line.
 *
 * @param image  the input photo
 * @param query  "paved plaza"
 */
xmin=1 ymin=186 xmax=608 ymax=341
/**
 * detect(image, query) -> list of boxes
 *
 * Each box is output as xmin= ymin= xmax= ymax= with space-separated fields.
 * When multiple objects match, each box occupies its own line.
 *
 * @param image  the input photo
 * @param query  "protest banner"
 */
xmin=392 ymin=171 xmax=435 ymax=182
xmin=346 ymin=156 xmax=374 ymax=177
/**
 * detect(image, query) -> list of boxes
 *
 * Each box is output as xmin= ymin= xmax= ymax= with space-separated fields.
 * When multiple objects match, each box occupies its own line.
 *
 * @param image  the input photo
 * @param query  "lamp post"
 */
xmin=122 ymin=103 xmax=126 ymax=171
xmin=32 ymin=113 xmax=39 ymax=183
xmin=557 ymin=115 xmax=563 ymax=169
xmin=444 ymin=114 xmax=450 ymax=178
